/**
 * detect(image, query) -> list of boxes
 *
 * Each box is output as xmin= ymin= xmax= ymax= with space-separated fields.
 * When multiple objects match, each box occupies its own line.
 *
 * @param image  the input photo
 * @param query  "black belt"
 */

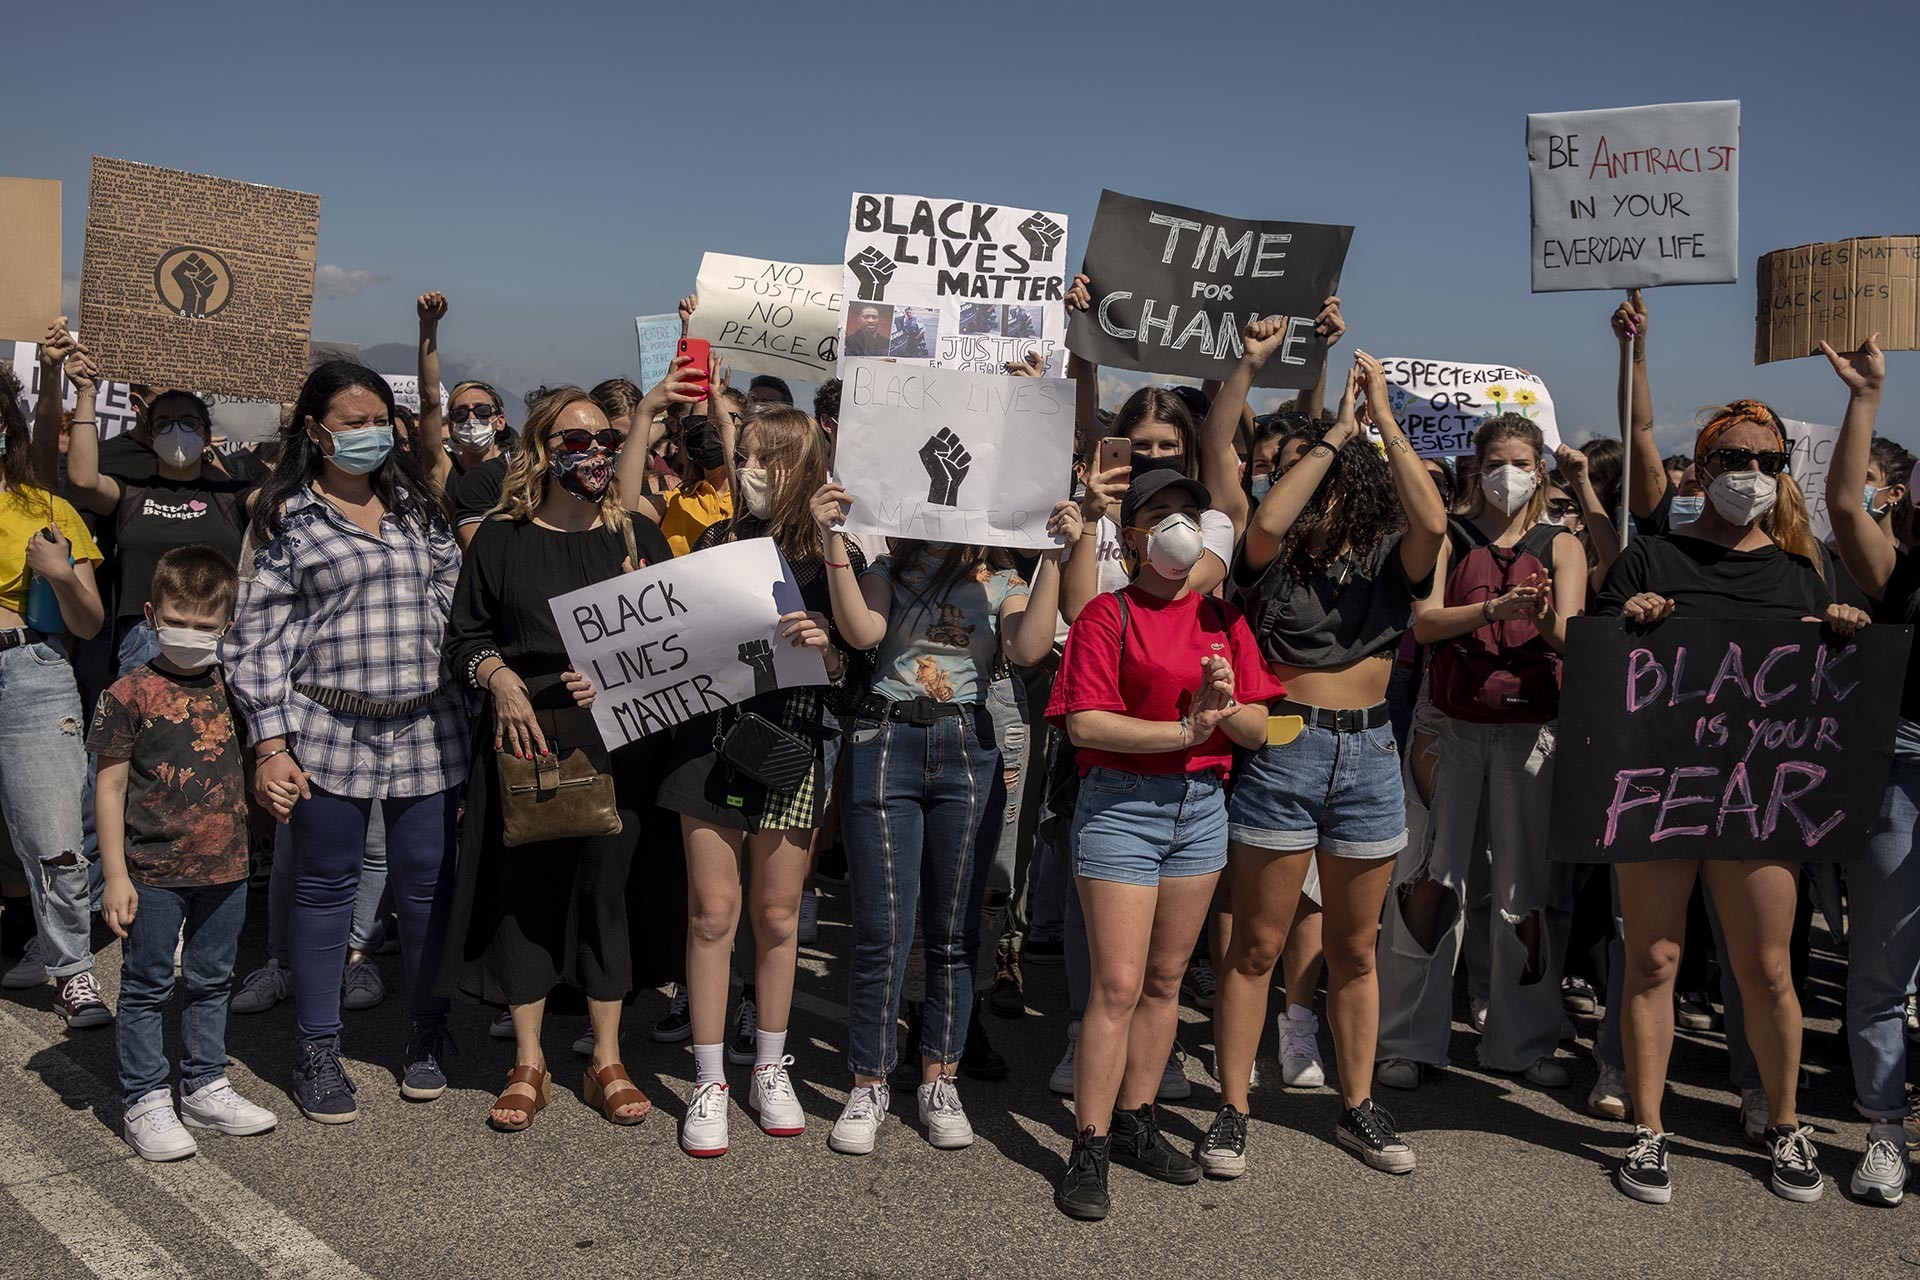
xmin=0 ymin=628 xmax=48 ymax=653
xmin=855 ymin=694 xmax=969 ymax=726
xmin=295 ymin=683 xmax=447 ymax=718
xmin=1276 ymin=699 xmax=1390 ymax=732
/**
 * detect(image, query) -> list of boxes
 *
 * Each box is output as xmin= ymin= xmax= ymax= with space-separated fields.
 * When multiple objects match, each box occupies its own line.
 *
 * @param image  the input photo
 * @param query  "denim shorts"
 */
xmin=1228 ymin=715 xmax=1406 ymax=860
xmin=1072 ymin=768 xmax=1228 ymax=887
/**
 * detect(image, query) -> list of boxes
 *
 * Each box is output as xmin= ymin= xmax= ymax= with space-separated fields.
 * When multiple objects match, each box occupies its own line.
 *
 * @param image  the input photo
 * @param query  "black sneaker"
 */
xmin=1023 ymin=937 xmax=1065 ymax=966
xmin=891 ymin=1004 xmax=924 ymax=1088
xmin=1561 ymin=975 xmax=1598 ymax=1015
xmin=651 ymin=983 xmax=692 ymax=1044
xmin=1615 ymin=1125 xmax=1672 ymax=1203
xmin=727 ymin=988 xmax=758 ymax=1065
xmin=1335 ymin=1098 xmax=1415 ymax=1174
xmin=1766 ymin=1124 xmax=1825 ymax=1203
xmin=1109 ymin=1103 xmax=1200 ymax=1185
xmin=1197 ymin=1104 xmax=1248 ymax=1180
xmin=400 ymin=1021 xmax=453 ymax=1101
xmin=1055 ymin=1127 xmax=1110 ymax=1221
xmin=293 ymin=1039 xmax=360 ymax=1124
xmin=960 ymin=1000 xmax=1009 ymax=1082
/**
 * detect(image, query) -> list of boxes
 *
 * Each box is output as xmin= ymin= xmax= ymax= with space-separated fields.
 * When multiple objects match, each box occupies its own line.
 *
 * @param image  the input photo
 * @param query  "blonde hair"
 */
xmin=488 ymin=386 xmax=629 ymax=533
xmin=1769 ymin=473 xmax=1818 ymax=561
xmin=738 ymin=408 xmax=827 ymax=566
xmin=449 ymin=380 xmax=503 ymax=414
xmin=1468 ymin=413 xmax=1552 ymax=529
xmin=1694 ymin=399 xmax=1815 ymax=559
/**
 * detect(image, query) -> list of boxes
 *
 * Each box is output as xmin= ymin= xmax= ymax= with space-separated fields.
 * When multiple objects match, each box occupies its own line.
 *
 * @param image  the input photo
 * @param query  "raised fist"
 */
xmin=847 ymin=246 xmax=897 ymax=302
xmin=172 ymin=253 xmax=219 ymax=317
xmin=919 ymin=428 xmax=972 ymax=506
xmin=1017 ymin=213 xmax=1064 ymax=263
xmin=737 ymin=639 xmax=777 ymax=696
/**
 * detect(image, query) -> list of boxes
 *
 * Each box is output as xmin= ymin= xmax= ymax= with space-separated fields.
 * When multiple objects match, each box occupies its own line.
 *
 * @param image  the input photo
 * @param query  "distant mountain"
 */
xmin=346 ymin=342 xmax=532 ymax=412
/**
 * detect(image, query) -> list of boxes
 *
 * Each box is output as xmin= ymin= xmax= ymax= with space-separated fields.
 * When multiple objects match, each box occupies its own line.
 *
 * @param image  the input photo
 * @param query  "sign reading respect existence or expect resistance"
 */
xmin=549 ymin=539 xmax=828 ymax=751
xmin=1526 ymin=100 xmax=1740 ymax=292
xmin=1069 ymin=190 xmax=1353 ymax=389
xmin=1547 ymin=618 xmax=1909 ymax=864
xmin=1754 ymin=236 xmax=1920 ymax=364
xmin=841 ymin=193 xmax=1070 ymax=376
xmin=1378 ymin=358 xmax=1562 ymax=458
xmin=832 ymin=359 xmax=1075 ymax=550
xmin=689 ymin=253 xmax=842 ymax=380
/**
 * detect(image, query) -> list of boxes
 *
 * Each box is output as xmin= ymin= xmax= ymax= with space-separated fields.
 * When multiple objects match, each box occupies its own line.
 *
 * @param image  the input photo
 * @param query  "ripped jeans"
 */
xmin=1377 ymin=715 xmax=1571 ymax=1071
xmin=0 ymin=639 xmax=94 ymax=979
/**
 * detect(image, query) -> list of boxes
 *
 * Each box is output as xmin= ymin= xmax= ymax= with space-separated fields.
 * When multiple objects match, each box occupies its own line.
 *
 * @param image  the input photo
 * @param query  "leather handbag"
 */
xmin=715 ymin=710 xmax=814 ymax=792
xmin=497 ymin=706 xmax=622 ymax=847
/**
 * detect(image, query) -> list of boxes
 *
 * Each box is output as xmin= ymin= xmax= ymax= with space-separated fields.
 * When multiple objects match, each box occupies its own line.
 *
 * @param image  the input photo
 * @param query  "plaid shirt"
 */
xmin=227 ymin=488 xmax=468 ymax=799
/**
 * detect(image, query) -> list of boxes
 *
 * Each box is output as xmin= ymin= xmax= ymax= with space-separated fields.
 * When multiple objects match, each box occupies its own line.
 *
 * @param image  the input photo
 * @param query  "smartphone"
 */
xmin=677 ymin=337 xmax=711 ymax=399
xmin=1096 ymin=436 xmax=1132 ymax=476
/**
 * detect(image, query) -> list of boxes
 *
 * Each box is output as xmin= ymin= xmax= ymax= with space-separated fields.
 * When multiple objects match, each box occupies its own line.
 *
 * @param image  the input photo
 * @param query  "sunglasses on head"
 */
xmin=449 ymin=404 xmax=501 ymax=424
xmin=1706 ymin=447 xmax=1790 ymax=477
xmin=548 ymin=428 xmax=624 ymax=454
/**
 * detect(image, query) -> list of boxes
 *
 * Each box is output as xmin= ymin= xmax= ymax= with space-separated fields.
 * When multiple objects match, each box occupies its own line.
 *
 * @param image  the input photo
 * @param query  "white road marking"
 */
xmin=0 ymin=1111 xmax=192 ymax=1279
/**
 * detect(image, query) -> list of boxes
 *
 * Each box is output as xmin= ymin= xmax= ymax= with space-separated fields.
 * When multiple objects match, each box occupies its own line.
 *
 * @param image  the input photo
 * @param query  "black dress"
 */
xmin=437 ymin=514 xmax=675 ymax=1006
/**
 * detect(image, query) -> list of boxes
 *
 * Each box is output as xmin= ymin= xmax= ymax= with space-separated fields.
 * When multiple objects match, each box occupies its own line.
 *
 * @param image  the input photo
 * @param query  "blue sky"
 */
xmin=8 ymin=0 xmax=1919 ymax=452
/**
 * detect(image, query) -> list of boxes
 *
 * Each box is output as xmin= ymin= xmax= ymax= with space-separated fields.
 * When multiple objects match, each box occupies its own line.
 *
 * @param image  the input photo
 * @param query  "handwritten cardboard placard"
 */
xmin=1547 ymin=618 xmax=1908 ymax=864
xmin=634 ymin=313 xmax=680 ymax=391
xmin=6 ymin=341 xmax=139 ymax=439
xmin=1068 ymin=189 xmax=1352 ymax=389
xmin=79 ymin=156 xmax=319 ymax=402
xmin=1527 ymin=101 xmax=1739 ymax=292
xmin=833 ymin=359 xmax=1074 ymax=550
xmin=689 ymin=254 xmax=842 ymax=380
xmin=0 ymin=178 xmax=61 ymax=343
xmin=1782 ymin=417 xmax=1842 ymax=543
xmin=549 ymin=538 xmax=826 ymax=750
xmin=1378 ymin=358 xmax=1562 ymax=459
xmin=842 ymin=192 xmax=1069 ymax=375
xmin=1754 ymin=237 xmax=1920 ymax=364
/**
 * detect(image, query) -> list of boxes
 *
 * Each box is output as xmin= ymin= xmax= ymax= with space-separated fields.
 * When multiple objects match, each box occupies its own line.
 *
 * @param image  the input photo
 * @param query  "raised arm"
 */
xmin=1554 ymin=443 xmax=1619 ymax=581
xmin=60 ymin=347 xmax=120 ymax=514
xmin=999 ymin=503 xmax=1080 ymax=666
xmin=30 ymin=318 xmax=73 ymax=492
xmin=1821 ymin=334 xmax=1894 ymax=599
xmin=414 ymin=292 xmax=453 ymax=493
xmin=1614 ymin=290 xmax=1663 ymax=519
xmin=1205 ymin=298 xmax=1344 ymax=541
xmin=811 ymin=482 xmax=890 ymax=651
xmin=1243 ymin=363 xmax=1361 ymax=574
xmin=615 ymin=354 xmax=704 ymax=517
xmin=1357 ymin=349 xmax=1447 ymax=584
xmin=1063 ymin=276 xmax=1103 ymax=456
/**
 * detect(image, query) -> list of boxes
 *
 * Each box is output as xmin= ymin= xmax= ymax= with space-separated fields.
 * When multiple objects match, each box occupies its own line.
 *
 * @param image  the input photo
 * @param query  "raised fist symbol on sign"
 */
xmin=737 ymin=639 xmax=777 ymax=696
xmin=1016 ymin=213 xmax=1064 ymax=263
xmin=918 ymin=428 xmax=972 ymax=507
xmin=847 ymin=246 xmax=897 ymax=302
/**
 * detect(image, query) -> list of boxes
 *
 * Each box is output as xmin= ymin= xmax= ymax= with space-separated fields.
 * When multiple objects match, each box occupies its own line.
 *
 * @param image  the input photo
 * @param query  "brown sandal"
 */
xmin=488 ymin=1065 xmax=551 ymax=1132
xmin=583 ymin=1062 xmax=651 ymax=1126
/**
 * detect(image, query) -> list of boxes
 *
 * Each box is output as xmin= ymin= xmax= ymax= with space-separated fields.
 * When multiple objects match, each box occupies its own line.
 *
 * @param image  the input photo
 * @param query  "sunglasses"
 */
xmin=1545 ymin=498 xmax=1580 ymax=516
xmin=1705 ymin=447 xmax=1790 ymax=477
xmin=449 ymin=405 xmax=501 ymax=425
xmin=547 ymin=428 xmax=624 ymax=454
xmin=153 ymin=417 xmax=208 ymax=433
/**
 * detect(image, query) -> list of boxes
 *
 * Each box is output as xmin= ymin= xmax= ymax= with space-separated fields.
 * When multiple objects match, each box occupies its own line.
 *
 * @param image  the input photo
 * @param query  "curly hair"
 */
xmin=1272 ymin=422 xmax=1406 ymax=577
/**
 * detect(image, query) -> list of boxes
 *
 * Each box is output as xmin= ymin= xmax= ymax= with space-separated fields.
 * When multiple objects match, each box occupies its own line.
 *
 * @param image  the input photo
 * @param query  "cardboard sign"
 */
xmin=205 ymin=397 xmax=283 ymax=445
xmin=832 ymin=359 xmax=1074 ymax=550
xmin=690 ymin=254 xmax=842 ymax=379
xmin=1548 ymin=618 xmax=1909 ymax=864
xmin=1378 ymin=359 xmax=1561 ymax=458
xmin=549 ymin=538 xmax=827 ymax=750
xmin=1527 ymin=101 xmax=1740 ymax=292
xmin=634 ymin=313 xmax=680 ymax=391
xmin=1068 ymin=189 xmax=1352 ymax=389
xmin=5 ymin=341 xmax=139 ymax=438
xmin=79 ymin=156 xmax=320 ymax=402
xmin=380 ymin=374 xmax=447 ymax=415
xmin=0 ymin=178 xmax=61 ymax=343
xmin=1782 ymin=417 xmax=1842 ymax=543
xmin=842 ymin=193 xmax=1069 ymax=375
xmin=1754 ymin=237 xmax=1920 ymax=364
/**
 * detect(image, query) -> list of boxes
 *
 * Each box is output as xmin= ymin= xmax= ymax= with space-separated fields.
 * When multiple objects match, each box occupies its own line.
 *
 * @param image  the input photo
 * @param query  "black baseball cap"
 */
xmin=1165 ymin=383 xmax=1212 ymax=421
xmin=1121 ymin=466 xmax=1211 ymax=529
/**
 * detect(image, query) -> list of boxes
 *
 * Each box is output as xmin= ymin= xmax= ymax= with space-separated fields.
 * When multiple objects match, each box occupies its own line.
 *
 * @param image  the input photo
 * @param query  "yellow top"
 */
xmin=0 ymin=486 xmax=102 ymax=616
xmin=658 ymin=481 xmax=733 ymax=558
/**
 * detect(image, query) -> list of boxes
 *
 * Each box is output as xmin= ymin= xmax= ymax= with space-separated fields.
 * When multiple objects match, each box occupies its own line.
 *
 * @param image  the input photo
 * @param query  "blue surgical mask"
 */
xmin=1250 ymin=474 xmax=1273 ymax=502
xmin=325 ymin=424 xmax=394 ymax=476
xmin=1865 ymin=484 xmax=1888 ymax=516
xmin=1670 ymin=494 xmax=1705 ymax=524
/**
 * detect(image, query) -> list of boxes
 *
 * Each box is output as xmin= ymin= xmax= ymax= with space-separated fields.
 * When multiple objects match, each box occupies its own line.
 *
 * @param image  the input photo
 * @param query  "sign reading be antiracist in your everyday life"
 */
xmin=1548 ymin=618 xmax=1910 ymax=864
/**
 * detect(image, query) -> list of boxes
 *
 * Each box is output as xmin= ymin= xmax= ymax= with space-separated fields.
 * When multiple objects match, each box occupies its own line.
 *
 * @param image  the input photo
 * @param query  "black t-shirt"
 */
xmin=113 ymin=476 xmax=251 ymax=617
xmin=454 ymin=456 xmax=510 ymax=528
xmin=1595 ymin=532 xmax=1832 ymax=623
xmin=1874 ymin=549 xmax=1920 ymax=722
xmin=1234 ymin=533 xmax=1435 ymax=670
xmin=1635 ymin=483 xmax=1862 ymax=606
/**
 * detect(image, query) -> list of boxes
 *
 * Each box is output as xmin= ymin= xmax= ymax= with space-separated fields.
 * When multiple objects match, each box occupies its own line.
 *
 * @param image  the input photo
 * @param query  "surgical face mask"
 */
xmin=1706 ymin=468 xmax=1778 ymax=526
xmin=323 ymin=424 xmax=394 ymax=476
xmin=1480 ymin=463 xmax=1537 ymax=516
xmin=155 ymin=625 xmax=221 ymax=672
xmin=736 ymin=466 xmax=773 ymax=519
xmin=1865 ymin=485 xmax=1894 ymax=518
xmin=1250 ymin=474 xmax=1273 ymax=502
xmin=550 ymin=445 xmax=614 ymax=502
xmin=1140 ymin=512 xmax=1205 ymax=579
xmin=1669 ymin=494 xmax=1705 ymax=524
xmin=155 ymin=423 xmax=204 ymax=468
xmin=452 ymin=419 xmax=496 ymax=451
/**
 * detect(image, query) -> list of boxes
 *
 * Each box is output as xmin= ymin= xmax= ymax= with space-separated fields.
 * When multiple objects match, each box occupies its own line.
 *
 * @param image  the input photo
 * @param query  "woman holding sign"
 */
xmin=1204 ymin=342 xmax=1446 ymax=1179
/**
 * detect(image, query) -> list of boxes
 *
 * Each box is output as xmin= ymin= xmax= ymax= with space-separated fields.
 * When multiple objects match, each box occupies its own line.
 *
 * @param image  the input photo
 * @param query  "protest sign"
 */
xmin=634 ymin=313 xmax=679 ymax=390
xmin=1527 ymin=101 xmax=1740 ymax=292
xmin=832 ymin=359 xmax=1074 ymax=550
xmin=1754 ymin=237 xmax=1920 ymax=364
xmin=1068 ymin=190 xmax=1352 ymax=389
xmin=0 ymin=178 xmax=62 ymax=343
xmin=206 ymin=397 xmax=283 ymax=444
xmin=1782 ymin=417 xmax=1842 ymax=542
xmin=690 ymin=254 xmax=841 ymax=379
xmin=6 ymin=341 xmax=140 ymax=439
xmin=80 ymin=156 xmax=320 ymax=402
xmin=1378 ymin=358 xmax=1561 ymax=458
xmin=380 ymin=374 xmax=447 ymax=415
xmin=549 ymin=538 xmax=827 ymax=751
xmin=1548 ymin=618 xmax=1908 ymax=864
xmin=842 ymin=193 xmax=1069 ymax=375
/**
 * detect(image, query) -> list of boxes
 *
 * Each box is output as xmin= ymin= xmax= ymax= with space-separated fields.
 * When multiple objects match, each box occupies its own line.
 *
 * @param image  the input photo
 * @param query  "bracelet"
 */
xmin=1178 ymin=714 xmax=1193 ymax=748
xmin=70 ymin=419 xmax=96 ymax=426
xmin=1482 ymin=600 xmax=1495 ymax=624
xmin=255 ymin=747 xmax=291 ymax=766
xmin=484 ymin=666 xmax=514 ymax=694
xmin=823 ymin=560 xmax=851 ymax=570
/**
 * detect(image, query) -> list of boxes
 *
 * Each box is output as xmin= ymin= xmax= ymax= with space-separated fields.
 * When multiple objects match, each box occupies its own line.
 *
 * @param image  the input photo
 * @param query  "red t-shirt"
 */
xmin=1047 ymin=586 xmax=1286 ymax=778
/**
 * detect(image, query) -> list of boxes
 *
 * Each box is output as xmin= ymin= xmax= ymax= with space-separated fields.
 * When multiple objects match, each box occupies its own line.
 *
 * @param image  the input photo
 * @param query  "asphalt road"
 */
xmin=2 ymin=882 xmax=1914 ymax=1280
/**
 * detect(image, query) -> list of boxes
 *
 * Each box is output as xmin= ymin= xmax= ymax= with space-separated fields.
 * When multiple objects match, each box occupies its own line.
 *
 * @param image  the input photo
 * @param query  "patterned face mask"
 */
xmin=550 ymin=445 xmax=615 ymax=501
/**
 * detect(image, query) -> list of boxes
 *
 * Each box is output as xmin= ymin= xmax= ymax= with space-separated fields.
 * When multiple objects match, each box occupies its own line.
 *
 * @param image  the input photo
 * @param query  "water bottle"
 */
xmin=23 ymin=529 xmax=70 ymax=634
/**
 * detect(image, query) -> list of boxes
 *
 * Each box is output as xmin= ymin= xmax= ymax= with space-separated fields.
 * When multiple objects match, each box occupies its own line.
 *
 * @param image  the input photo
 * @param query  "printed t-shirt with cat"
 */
xmin=863 ymin=556 xmax=1030 ymax=704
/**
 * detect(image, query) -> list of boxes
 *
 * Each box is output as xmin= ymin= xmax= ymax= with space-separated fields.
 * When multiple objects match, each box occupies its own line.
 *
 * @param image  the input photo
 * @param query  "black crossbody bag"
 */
xmin=714 ymin=706 xmax=814 ymax=792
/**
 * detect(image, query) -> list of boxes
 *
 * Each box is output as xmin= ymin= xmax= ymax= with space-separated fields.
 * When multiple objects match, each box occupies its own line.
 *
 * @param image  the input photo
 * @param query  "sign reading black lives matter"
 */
xmin=842 ymin=192 xmax=1069 ymax=376
xmin=549 ymin=540 xmax=828 ymax=751
xmin=1067 ymin=190 xmax=1353 ymax=389
xmin=1547 ymin=618 xmax=1909 ymax=864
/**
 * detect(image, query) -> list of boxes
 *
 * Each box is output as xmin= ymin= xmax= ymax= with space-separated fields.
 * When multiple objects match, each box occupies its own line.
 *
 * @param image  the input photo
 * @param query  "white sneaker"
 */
xmin=1851 ymin=1122 xmax=1910 ymax=1206
xmin=123 ymin=1089 xmax=198 ymax=1162
xmin=340 ymin=957 xmax=386 ymax=1011
xmin=1523 ymin=1056 xmax=1571 ymax=1088
xmin=1588 ymin=1062 xmax=1631 ymax=1121
xmin=917 ymin=1075 xmax=974 ymax=1149
xmin=571 ymin=1029 xmax=596 ymax=1056
xmin=489 ymin=1009 xmax=515 ymax=1040
xmin=180 ymin=1077 xmax=278 ymax=1136
xmin=1740 ymin=1087 xmax=1770 ymax=1145
xmin=2 ymin=938 xmax=47 ymax=989
xmin=680 ymin=1081 xmax=730 ymax=1158
xmin=1048 ymin=1022 xmax=1079 ymax=1096
xmin=1906 ymin=994 xmax=1919 ymax=1045
xmin=829 ymin=1083 xmax=889 ymax=1155
xmin=1469 ymin=997 xmax=1489 ymax=1033
xmin=1375 ymin=1058 xmax=1422 ymax=1091
xmin=797 ymin=890 xmax=819 ymax=946
xmin=1158 ymin=1043 xmax=1192 ymax=1101
xmin=229 ymin=962 xmax=290 ymax=1014
xmin=1278 ymin=1006 xmax=1327 ymax=1088
xmin=749 ymin=1055 xmax=806 ymax=1136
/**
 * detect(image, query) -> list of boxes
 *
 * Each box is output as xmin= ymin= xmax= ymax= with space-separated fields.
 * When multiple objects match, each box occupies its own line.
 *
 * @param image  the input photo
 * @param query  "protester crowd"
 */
xmin=1 ymin=277 xmax=1916 ymax=1225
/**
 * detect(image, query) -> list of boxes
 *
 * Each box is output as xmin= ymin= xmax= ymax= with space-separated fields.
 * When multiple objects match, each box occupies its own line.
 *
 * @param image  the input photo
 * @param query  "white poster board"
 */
xmin=689 ymin=254 xmax=842 ymax=380
xmin=1378 ymin=358 xmax=1562 ymax=458
xmin=842 ymin=193 xmax=1069 ymax=375
xmin=7 ymin=341 xmax=139 ymax=438
xmin=549 ymin=538 xmax=826 ymax=750
xmin=1782 ymin=417 xmax=1841 ymax=543
xmin=832 ymin=359 xmax=1074 ymax=550
xmin=1527 ymin=100 xmax=1740 ymax=292
xmin=634 ymin=313 xmax=680 ymax=391
xmin=381 ymin=374 xmax=447 ymax=415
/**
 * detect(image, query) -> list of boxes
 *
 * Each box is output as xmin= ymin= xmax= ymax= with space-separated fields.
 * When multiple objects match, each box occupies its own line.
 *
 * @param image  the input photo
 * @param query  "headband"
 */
xmin=1694 ymin=400 xmax=1785 ymax=462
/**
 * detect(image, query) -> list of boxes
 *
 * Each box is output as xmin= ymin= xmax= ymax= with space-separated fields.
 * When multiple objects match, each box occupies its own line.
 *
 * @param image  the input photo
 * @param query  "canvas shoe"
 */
xmin=651 ymin=983 xmax=691 ymax=1043
xmin=180 ymin=1077 xmax=278 ymax=1136
xmin=1375 ymin=1058 xmax=1422 ymax=1091
xmin=917 ymin=1075 xmax=974 ymax=1149
xmin=293 ymin=1040 xmax=359 ymax=1124
xmin=1055 ymin=1128 xmax=1110 ymax=1221
xmin=828 ymin=1083 xmax=889 ymax=1155
xmin=1766 ymin=1124 xmax=1825 ymax=1203
xmin=1109 ymin=1104 xmax=1200 ymax=1185
xmin=728 ymin=993 xmax=759 ymax=1065
xmin=1048 ymin=1021 xmax=1079 ymax=1096
xmin=1196 ymin=1104 xmax=1248 ymax=1180
xmin=400 ymin=1023 xmax=453 ymax=1101
xmin=1336 ymin=1099 xmax=1415 ymax=1174
xmin=230 ymin=962 xmax=291 ymax=1014
xmin=680 ymin=1082 xmax=729 ymax=1158
xmin=1277 ymin=1006 xmax=1326 ymax=1088
xmin=1850 ymin=1123 xmax=1910 ymax=1207
xmin=489 ymin=1009 xmax=515 ymax=1040
xmin=1615 ymin=1126 xmax=1672 ymax=1203
xmin=1740 ymin=1087 xmax=1770 ymax=1145
xmin=1587 ymin=1061 xmax=1631 ymax=1121
xmin=1675 ymin=990 xmax=1716 ymax=1031
xmin=749 ymin=1055 xmax=806 ymax=1136
xmin=2 ymin=938 xmax=46 ymax=989
xmin=1181 ymin=960 xmax=1216 ymax=1011
xmin=797 ymin=890 xmax=819 ymax=946
xmin=1523 ymin=1056 xmax=1571 ymax=1088
xmin=56 ymin=971 xmax=112 ymax=1028
xmin=1157 ymin=1043 xmax=1192 ymax=1102
xmin=123 ymin=1089 xmax=198 ymax=1162
xmin=572 ymin=1028 xmax=597 ymax=1057
xmin=340 ymin=957 xmax=386 ymax=1011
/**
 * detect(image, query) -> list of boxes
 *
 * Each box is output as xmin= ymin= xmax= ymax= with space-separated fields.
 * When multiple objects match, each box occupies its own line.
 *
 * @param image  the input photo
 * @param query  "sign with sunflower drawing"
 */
xmin=1375 ymin=358 xmax=1560 ymax=459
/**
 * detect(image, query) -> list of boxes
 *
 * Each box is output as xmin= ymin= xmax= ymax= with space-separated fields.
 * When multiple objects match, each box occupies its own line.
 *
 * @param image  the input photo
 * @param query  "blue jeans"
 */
xmin=287 ymin=787 xmax=457 ymax=1045
xmin=977 ymin=675 xmax=1031 ymax=966
xmin=266 ymin=806 xmax=390 ymax=962
xmin=116 ymin=880 xmax=246 ymax=1106
xmin=1847 ymin=757 xmax=1920 ymax=1120
xmin=843 ymin=708 xmax=1003 ymax=1077
xmin=0 ymin=639 xmax=93 ymax=978
xmin=1072 ymin=769 xmax=1227 ymax=885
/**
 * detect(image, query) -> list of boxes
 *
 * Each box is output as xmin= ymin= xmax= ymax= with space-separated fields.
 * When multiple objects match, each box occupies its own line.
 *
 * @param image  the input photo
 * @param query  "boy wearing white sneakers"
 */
xmin=90 ymin=547 xmax=275 ymax=1160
